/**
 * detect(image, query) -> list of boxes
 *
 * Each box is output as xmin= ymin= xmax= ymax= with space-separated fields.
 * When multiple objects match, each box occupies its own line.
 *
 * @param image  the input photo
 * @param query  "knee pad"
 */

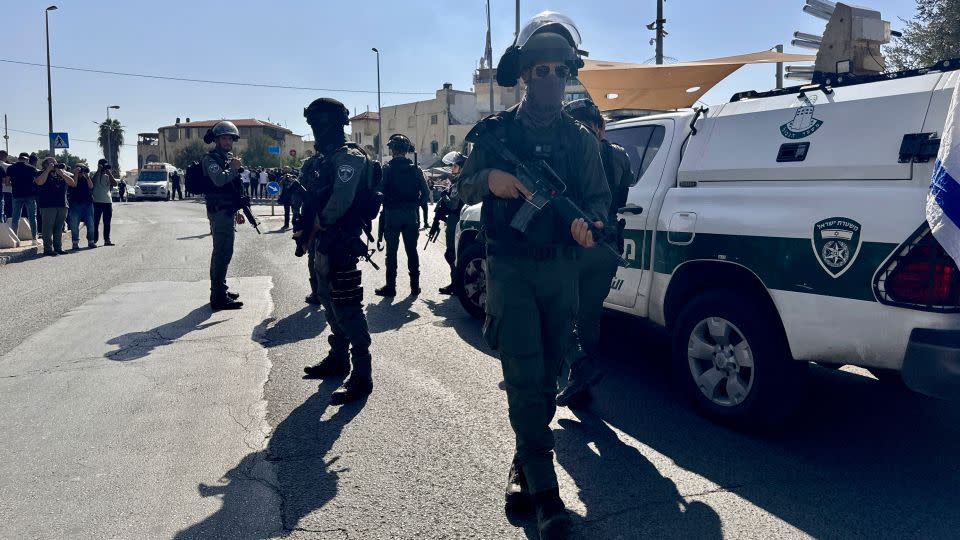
xmin=332 ymin=269 xmax=363 ymax=306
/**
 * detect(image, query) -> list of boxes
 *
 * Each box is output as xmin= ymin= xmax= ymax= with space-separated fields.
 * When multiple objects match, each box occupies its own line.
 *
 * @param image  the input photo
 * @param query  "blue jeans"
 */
xmin=9 ymin=197 xmax=38 ymax=239
xmin=68 ymin=202 xmax=95 ymax=244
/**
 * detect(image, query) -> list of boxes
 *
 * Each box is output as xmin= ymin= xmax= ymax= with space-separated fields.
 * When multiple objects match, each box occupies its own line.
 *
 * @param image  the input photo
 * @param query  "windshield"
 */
xmin=138 ymin=170 xmax=168 ymax=183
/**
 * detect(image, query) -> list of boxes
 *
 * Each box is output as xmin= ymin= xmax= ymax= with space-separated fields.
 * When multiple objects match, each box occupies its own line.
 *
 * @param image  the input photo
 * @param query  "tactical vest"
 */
xmin=480 ymin=110 xmax=584 ymax=247
xmin=204 ymin=151 xmax=241 ymax=196
xmin=382 ymin=158 xmax=422 ymax=209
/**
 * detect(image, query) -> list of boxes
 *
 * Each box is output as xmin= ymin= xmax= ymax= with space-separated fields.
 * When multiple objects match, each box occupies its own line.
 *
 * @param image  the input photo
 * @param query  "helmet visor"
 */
xmin=516 ymin=11 xmax=582 ymax=49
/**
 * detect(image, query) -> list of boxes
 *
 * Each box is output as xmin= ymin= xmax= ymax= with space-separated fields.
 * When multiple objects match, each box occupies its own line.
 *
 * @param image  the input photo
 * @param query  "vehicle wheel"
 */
xmin=455 ymin=242 xmax=486 ymax=320
xmin=672 ymin=289 xmax=806 ymax=429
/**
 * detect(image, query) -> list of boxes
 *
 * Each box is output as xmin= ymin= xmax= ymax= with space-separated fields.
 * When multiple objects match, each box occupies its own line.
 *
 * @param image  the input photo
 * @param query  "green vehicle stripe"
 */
xmin=651 ymin=232 xmax=899 ymax=302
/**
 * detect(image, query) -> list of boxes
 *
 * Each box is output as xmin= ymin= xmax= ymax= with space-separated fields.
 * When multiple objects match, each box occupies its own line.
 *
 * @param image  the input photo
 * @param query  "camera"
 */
xmin=55 ymin=163 xmax=66 ymax=170
xmin=103 ymin=164 xmax=112 ymax=170
xmin=79 ymin=166 xmax=90 ymax=174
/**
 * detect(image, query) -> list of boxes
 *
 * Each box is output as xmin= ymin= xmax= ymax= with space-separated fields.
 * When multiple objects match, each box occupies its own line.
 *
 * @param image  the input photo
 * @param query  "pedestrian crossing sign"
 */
xmin=50 ymin=132 xmax=69 ymax=149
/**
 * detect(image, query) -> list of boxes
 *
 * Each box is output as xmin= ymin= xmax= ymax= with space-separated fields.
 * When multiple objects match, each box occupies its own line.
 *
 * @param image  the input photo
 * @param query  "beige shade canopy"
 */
xmin=578 ymin=50 xmax=816 ymax=111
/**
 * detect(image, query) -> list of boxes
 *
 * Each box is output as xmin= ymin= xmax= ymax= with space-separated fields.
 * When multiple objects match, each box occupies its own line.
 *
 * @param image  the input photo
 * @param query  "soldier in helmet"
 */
xmin=458 ymin=11 xmax=610 ymax=540
xmin=436 ymin=150 xmax=467 ymax=295
xmin=374 ymin=133 xmax=430 ymax=297
xmin=201 ymin=121 xmax=245 ymax=311
xmin=556 ymin=98 xmax=632 ymax=407
xmin=297 ymin=97 xmax=375 ymax=405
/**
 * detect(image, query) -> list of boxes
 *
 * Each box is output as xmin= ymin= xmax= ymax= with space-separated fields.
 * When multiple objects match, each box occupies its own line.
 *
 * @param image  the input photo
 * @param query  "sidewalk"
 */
xmin=0 ymin=242 xmax=40 ymax=265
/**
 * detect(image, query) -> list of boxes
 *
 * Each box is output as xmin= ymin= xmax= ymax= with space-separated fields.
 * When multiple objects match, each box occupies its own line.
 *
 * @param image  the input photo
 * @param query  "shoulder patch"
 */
xmin=337 ymin=164 xmax=356 ymax=183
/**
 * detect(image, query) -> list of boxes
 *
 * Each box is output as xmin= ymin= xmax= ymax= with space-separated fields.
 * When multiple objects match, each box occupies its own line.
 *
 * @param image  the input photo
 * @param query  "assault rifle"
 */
xmin=465 ymin=122 xmax=628 ymax=267
xmin=237 ymin=195 xmax=261 ymax=234
xmin=424 ymin=213 xmax=443 ymax=249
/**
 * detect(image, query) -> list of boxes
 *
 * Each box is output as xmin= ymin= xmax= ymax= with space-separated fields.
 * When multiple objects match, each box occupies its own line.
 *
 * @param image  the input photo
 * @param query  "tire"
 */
xmin=672 ymin=289 xmax=806 ymax=429
xmin=455 ymin=242 xmax=486 ymax=320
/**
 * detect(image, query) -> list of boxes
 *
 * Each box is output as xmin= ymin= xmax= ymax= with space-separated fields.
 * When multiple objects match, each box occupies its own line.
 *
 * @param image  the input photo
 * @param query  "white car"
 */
xmin=456 ymin=61 xmax=960 ymax=427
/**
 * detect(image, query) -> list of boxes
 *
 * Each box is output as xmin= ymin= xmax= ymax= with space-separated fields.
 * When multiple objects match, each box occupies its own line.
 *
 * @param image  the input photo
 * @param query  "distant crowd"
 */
xmin=1 ymin=150 xmax=117 ymax=255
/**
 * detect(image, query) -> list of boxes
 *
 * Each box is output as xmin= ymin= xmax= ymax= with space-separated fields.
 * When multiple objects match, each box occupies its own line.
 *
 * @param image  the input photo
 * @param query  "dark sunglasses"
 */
xmin=533 ymin=64 xmax=570 ymax=79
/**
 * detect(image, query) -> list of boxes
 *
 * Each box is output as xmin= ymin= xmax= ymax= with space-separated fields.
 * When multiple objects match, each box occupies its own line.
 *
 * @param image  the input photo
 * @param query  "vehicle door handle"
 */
xmin=618 ymin=205 xmax=644 ymax=215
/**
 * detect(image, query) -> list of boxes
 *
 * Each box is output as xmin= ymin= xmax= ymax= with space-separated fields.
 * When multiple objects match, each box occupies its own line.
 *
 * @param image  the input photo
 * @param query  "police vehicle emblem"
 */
xmin=781 ymin=95 xmax=824 ymax=139
xmin=337 ymin=165 xmax=355 ymax=182
xmin=812 ymin=217 xmax=862 ymax=278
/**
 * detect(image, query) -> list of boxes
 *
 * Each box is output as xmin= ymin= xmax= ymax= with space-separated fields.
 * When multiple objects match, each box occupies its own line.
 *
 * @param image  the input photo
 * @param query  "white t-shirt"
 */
xmin=259 ymin=171 xmax=269 ymax=185
xmin=240 ymin=170 xmax=250 ymax=184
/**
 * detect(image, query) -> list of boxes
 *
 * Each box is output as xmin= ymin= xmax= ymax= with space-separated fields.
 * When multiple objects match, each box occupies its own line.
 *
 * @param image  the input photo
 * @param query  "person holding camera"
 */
xmin=35 ymin=157 xmax=76 ymax=256
xmin=202 ymin=121 xmax=245 ymax=311
xmin=92 ymin=159 xmax=116 ymax=246
xmin=6 ymin=152 xmax=39 ymax=245
xmin=68 ymin=165 xmax=96 ymax=250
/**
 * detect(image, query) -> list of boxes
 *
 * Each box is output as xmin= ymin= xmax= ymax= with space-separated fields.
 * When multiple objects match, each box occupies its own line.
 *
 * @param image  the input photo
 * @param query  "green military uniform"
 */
xmin=378 ymin=156 xmax=429 ymax=293
xmin=440 ymin=183 xmax=462 ymax=285
xmin=300 ymin=142 xmax=374 ymax=391
xmin=571 ymin=139 xmax=632 ymax=368
xmin=458 ymin=107 xmax=610 ymax=497
xmin=202 ymin=148 xmax=242 ymax=303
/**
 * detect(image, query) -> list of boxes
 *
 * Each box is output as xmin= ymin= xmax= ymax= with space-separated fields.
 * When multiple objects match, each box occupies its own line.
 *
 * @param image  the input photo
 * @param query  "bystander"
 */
xmin=35 ymin=157 xmax=75 ymax=256
xmin=68 ymin=165 xmax=96 ymax=250
xmin=0 ymin=150 xmax=10 ymax=223
xmin=258 ymin=167 xmax=268 ymax=198
xmin=7 ymin=152 xmax=39 ymax=245
xmin=92 ymin=159 xmax=116 ymax=246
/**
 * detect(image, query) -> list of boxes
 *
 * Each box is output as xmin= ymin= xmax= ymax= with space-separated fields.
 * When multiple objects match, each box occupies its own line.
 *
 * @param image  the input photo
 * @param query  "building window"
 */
xmin=430 ymin=141 xmax=439 ymax=154
xmin=449 ymin=135 xmax=456 ymax=147
xmin=354 ymin=133 xmax=361 ymax=144
xmin=184 ymin=128 xmax=191 ymax=139
xmin=408 ymin=116 xmax=416 ymax=128
xmin=166 ymin=129 xmax=178 ymax=143
xmin=430 ymin=114 xmax=438 ymax=125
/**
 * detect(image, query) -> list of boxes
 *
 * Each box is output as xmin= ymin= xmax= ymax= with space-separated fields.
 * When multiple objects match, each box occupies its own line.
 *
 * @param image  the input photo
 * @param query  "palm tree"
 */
xmin=97 ymin=118 xmax=124 ymax=174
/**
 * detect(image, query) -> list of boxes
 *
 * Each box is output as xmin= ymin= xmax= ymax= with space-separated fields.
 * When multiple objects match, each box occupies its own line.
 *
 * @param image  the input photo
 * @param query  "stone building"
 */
xmin=137 ymin=118 xmax=308 ymax=168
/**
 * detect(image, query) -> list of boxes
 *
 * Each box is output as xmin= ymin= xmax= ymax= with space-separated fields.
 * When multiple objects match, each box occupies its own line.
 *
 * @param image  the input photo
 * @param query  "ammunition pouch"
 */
xmin=331 ymin=269 xmax=363 ymax=307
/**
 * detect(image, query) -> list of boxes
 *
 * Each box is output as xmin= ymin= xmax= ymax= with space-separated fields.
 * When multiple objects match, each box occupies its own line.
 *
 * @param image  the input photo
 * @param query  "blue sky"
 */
xmin=1 ymin=0 xmax=916 ymax=170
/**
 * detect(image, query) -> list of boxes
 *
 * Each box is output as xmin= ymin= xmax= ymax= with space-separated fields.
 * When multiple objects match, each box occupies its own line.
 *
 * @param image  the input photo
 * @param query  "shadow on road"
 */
xmin=366 ymin=294 xmax=420 ymax=333
xmin=556 ymin=410 xmax=722 ymax=539
xmin=174 ymin=379 xmax=367 ymax=539
xmin=253 ymin=305 xmax=327 ymax=348
xmin=177 ymin=233 xmax=211 ymax=240
xmin=579 ymin=313 xmax=960 ymax=538
xmin=105 ymin=305 xmax=224 ymax=361
xmin=421 ymin=297 xmax=495 ymax=360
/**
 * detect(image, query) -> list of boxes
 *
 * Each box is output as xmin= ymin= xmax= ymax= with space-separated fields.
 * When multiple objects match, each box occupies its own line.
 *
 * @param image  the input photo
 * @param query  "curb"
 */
xmin=0 ymin=245 xmax=40 ymax=266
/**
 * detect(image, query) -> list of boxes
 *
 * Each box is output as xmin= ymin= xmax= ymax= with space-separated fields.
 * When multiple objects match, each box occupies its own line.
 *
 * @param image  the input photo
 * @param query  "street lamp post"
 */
xmin=372 ymin=48 xmax=382 ymax=163
xmin=106 ymin=105 xmax=119 ymax=174
xmin=45 ymin=5 xmax=58 ymax=155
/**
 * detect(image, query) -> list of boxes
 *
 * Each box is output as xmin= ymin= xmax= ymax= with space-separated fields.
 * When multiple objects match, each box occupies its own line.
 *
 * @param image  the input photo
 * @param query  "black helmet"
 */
xmin=204 ymin=121 xmax=240 ymax=144
xmin=563 ymin=99 xmax=603 ymax=129
xmin=304 ymin=97 xmax=350 ymax=127
xmin=496 ymin=11 xmax=586 ymax=87
xmin=387 ymin=134 xmax=413 ymax=154
xmin=441 ymin=151 xmax=466 ymax=167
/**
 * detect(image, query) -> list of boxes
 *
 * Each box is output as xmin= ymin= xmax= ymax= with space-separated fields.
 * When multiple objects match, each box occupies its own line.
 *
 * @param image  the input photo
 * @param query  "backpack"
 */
xmin=382 ymin=160 xmax=422 ymax=207
xmin=184 ymin=161 xmax=213 ymax=195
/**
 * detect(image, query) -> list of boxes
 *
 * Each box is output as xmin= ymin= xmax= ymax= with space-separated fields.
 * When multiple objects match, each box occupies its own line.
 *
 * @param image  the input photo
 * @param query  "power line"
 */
xmin=0 ymin=58 xmax=434 ymax=95
xmin=8 ymin=127 xmax=136 ymax=147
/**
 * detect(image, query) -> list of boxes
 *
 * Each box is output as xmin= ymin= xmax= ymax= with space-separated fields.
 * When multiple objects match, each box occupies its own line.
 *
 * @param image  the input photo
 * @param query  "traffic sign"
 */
xmin=266 ymin=181 xmax=280 ymax=196
xmin=289 ymin=149 xmax=297 ymax=157
xmin=267 ymin=146 xmax=281 ymax=155
xmin=50 ymin=132 xmax=69 ymax=149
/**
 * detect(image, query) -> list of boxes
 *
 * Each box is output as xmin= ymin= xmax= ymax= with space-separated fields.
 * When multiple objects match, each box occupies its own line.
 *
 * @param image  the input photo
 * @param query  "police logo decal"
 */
xmin=337 ymin=165 xmax=355 ymax=183
xmin=781 ymin=95 xmax=824 ymax=139
xmin=812 ymin=217 xmax=862 ymax=278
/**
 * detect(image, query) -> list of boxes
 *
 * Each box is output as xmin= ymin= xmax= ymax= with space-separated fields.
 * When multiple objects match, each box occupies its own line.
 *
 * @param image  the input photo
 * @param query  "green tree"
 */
xmin=886 ymin=0 xmax=960 ymax=70
xmin=97 ymin=118 xmax=124 ymax=172
xmin=34 ymin=149 xmax=88 ymax=170
xmin=174 ymin=140 xmax=208 ymax=170
xmin=241 ymin=135 xmax=284 ymax=168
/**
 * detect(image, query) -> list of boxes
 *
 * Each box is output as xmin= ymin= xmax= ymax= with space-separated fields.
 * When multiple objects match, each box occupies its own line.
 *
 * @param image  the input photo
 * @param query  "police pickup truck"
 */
xmin=455 ymin=60 xmax=960 ymax=427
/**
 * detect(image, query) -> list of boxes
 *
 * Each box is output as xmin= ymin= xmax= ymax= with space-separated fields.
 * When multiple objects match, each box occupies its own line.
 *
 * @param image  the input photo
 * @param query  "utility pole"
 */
xmin=45 ymin=5 xmax=58 ymax=154
xmin=655 ymin=0 xmax=665 ymax=65
xmin=486 ymin=0 xmax=495 ymax=114
xmin=106 ymin=105 xmax=119 ymax=175
xmin=3 ymin=114 xmax=8 ymax=154
xmin=515 ymin=0 xmax=521 ymax=106
xmin=372 ymin=48 xmax=383 ymax=163
xmin=775 ymin=44 xmax=785 ymax=89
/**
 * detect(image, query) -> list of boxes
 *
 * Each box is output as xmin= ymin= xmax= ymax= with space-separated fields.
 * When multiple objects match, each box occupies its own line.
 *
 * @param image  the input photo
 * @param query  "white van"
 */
xmin=132 ymin=163 xmax=177 ymax=201
xmin=455 ymin=60 xmax=960 ymax=427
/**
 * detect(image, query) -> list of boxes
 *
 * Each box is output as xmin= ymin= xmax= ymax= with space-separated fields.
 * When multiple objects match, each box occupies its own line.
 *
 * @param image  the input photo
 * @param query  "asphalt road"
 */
xmin=1 ymin=200 xmax=958 ymax=539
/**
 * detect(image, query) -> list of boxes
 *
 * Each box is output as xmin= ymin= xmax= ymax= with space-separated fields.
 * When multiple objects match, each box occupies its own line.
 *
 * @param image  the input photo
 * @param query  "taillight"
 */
xmin=875 ymin=226 xmax=960 ymax=312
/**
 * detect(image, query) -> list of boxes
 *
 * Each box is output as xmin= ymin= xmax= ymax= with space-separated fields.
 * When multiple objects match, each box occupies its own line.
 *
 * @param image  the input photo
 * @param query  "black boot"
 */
xmin=438 ymin=283 xmax=454 ymax=295
xmin=534 ymin=489 xmax=572 ymax=540
xmin=556 ymin=356 xmax=604 ymax=408
xmin=305 ymin=294 xmax=321 ymax=305
xmin=303 ymin=343 xmax=350 ymax=379
xmin=375 ymin=284 xmax=396 ymax=297
xmin=504 ymin=459 xmax=533 ymax=515
xmin=410 ymin=275 xmax=421 ymax=296
xmin=330 ymin=374 xmax=373 ymax=405
xmin=226 ymin=291 xmax=240 ymax=300
xmin=211 ymin=298 xmax=243 ymax=311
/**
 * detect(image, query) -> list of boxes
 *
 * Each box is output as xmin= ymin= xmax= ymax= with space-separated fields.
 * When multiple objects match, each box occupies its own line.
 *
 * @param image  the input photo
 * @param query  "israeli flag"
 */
xmin=928 ymin=81 xmax=960 ymax=265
